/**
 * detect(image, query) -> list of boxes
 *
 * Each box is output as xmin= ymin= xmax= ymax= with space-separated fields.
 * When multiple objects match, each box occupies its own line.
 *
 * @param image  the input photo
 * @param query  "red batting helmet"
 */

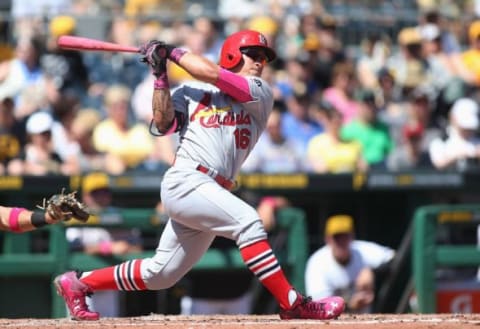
xmin=219 ymin=30 xmax=276 ymax=69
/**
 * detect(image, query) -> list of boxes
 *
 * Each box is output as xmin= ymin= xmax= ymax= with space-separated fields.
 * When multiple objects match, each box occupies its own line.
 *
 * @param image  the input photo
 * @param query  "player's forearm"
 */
xmin=0 ymin=206 xmax=58 ymax=232
xmin=174 ymin=51 xmax=219 ymax=85
xmin=152 ymin=89 xmax=175 ymax=133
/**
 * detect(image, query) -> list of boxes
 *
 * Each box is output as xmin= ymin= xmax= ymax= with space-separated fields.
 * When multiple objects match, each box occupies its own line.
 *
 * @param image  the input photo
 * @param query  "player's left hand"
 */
xmin=139 ymin=40 xmax=173 ymax=77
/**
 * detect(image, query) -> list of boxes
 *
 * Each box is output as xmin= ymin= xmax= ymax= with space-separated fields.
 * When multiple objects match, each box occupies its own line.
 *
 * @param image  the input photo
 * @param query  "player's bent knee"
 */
xmin=236 ymin=219 xmax=267 ymax=246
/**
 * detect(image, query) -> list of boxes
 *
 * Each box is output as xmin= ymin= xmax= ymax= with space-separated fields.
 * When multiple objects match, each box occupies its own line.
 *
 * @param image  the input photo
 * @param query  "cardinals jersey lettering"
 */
xmin=172 ymin=76 xmax=273 ymax=179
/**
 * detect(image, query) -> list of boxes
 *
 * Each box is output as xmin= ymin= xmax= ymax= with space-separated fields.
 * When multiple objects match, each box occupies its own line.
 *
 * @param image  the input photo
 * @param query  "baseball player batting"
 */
xmin=54 ymin=29 xmax=345 ymax=321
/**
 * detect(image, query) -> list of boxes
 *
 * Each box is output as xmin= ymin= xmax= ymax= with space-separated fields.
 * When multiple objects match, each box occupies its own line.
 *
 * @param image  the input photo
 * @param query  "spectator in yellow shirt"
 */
xmin=92 ymin=84 xmax=155 ymax=172
xmin=461 ymin=20 xmax=480 ymax=87
xmin=307 ymin=100 xmax=367 ymax=173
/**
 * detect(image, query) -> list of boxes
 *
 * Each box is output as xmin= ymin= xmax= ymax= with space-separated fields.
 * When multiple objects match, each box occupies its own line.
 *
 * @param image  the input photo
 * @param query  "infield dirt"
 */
xmin=1 ymin=314 xmax=480 ymax=329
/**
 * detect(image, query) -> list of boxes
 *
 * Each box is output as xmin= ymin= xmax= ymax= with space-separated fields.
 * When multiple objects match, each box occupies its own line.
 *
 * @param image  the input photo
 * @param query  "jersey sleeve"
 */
xmin=171 ymin=85 xmax=188 ymax=112
xmin=245 ymin=76 xmax=274 ymax=123
xmin=215 ymin=68 xmax=274 ymax=117
xmin=355 ymin=240 xmax=395 ymax=268
xmin=215 ymin=68 xmax=253 ymax=102
xmin=247 ymin=76 xmax=274 ymax=104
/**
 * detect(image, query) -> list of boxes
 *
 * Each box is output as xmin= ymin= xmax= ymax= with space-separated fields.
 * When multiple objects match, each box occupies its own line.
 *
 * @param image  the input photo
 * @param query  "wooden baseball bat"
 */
xmin=57 ymin=35 xmax=140 ymax=53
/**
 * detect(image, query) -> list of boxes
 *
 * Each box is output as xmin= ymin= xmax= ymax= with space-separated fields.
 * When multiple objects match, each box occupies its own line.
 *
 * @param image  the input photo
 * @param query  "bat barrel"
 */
xmin=57 ymin=35 xmax=139 ymax=53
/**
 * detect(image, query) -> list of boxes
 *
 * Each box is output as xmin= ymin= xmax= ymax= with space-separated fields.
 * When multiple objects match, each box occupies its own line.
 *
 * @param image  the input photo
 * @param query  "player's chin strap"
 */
xmin=149 ymin=111 xmax=186 ymax=136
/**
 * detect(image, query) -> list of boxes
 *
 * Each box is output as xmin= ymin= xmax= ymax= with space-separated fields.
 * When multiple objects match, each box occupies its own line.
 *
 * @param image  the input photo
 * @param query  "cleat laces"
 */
xmin=302 ymin=296 xmax=325 ymax=314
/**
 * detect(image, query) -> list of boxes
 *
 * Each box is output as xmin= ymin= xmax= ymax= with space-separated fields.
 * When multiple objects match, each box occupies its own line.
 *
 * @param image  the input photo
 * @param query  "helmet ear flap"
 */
xmin=220 ymin=47 xmax=242 ymax=69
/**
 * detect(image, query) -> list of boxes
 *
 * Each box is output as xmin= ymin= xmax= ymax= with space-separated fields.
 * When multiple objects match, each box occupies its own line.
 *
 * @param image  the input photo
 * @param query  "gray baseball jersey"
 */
xmin=173 ymin=77 xmax=273 ymax=179
xmin=141 ymin=76 xmax=274 ymax=289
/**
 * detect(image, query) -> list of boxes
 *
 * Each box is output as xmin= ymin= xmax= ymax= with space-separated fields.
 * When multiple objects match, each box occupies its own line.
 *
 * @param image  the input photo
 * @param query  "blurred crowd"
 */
xmin=2 ymin=0 xmax=480 ymax=176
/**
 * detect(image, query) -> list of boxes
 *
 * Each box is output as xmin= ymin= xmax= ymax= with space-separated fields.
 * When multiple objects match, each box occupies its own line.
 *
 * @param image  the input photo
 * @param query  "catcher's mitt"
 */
xmin=38 ymin=190 xmax=90 ymax=222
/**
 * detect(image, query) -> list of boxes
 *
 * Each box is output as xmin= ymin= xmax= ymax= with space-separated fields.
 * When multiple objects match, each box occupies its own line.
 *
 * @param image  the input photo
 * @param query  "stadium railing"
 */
xmin=413 ymin=204 xmax=480 ymax=313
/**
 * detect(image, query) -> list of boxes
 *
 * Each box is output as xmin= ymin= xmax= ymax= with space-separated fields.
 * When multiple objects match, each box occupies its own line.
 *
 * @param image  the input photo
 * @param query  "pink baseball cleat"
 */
xmin=279 ymin=294 xmax=345 ymax=320
xmin=54 ymin=271 xmax=100 ymax=321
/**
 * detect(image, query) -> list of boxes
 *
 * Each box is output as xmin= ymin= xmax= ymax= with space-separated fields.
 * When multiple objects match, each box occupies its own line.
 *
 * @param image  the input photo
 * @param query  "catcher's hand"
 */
xmin=38 ymin=190 xmax=90 ymax=222
xmin=139 ymin=40 xmax=173 ymax=77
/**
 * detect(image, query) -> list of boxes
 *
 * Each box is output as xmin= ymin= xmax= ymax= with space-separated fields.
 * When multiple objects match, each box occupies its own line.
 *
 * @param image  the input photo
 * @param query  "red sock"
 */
xmin=240 ymin=239 xmax=295 ymax=309
xmin=80 ymin=259 xmax=147 ymax=291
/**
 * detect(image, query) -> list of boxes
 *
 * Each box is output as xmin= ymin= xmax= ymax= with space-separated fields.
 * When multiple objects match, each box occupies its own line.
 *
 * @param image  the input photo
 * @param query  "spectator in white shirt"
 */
xmin=429 ymin=97 xmax=480 ymax=171
xmin=305 ymin=215 xmax=395 ymax=313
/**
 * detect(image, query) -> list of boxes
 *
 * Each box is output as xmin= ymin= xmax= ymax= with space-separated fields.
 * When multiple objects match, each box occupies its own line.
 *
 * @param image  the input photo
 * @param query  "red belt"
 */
xmin=196 ymin=165 xmax=235 ymax=190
